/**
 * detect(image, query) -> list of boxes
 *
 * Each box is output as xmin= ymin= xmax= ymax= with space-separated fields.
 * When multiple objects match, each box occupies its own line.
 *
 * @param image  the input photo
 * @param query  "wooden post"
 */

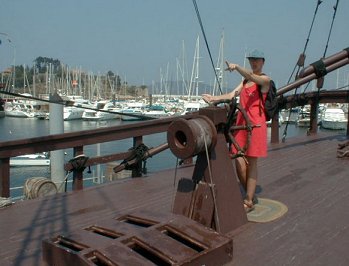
xmin=72 ymin=146 xmax=84 ymax=191
xmin=270 ymin=113 xmax=280 ymax=143
xmin=132 ymin=136 xmax=143 ymax=177
xmin=309 ymin=101 xmax=319 ymax=135
xmin=0 ymin=158 xmax=10 ymax=197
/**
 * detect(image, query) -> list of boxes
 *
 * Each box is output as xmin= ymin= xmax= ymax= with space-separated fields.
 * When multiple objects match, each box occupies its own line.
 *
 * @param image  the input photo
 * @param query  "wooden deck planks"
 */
xmin=231 ymin=133 xmax=349 ymax=266
xmin=0 ymin=132 xmax=348 ymax=265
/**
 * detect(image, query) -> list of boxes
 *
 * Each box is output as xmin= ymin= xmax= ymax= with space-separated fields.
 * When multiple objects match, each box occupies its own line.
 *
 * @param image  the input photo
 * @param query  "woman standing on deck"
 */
xmin=202 ymin=49 xmax=270 ymax=212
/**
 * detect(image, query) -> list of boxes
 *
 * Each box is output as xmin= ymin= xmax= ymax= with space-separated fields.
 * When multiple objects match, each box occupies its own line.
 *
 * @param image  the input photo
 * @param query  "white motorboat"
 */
xmin=320 ymin=108 xmax=348 ymax=130
xmin=120 ymin=102 xmax=145 ymax=121
xmin=181 ymin=101 xmax=208 ymax=115
xmin=142 ymin=105 xmax=171 ymax=119
xmin=10 ymin=153 xmax=50 ymax=167
xmin=63 ymin=106 xmax=84 ymax=120
xmin=82 ymin=101 xmax=121 ymax=121
xmin=4 ymin=102 xmax=35 ymax=118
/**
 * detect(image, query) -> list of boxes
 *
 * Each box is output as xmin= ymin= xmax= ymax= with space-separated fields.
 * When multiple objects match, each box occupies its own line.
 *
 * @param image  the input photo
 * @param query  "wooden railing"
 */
xmin=0 ymin=113 xmax=198 ymax=197
xmin=269 ymin=90 xmax=349 ymax=143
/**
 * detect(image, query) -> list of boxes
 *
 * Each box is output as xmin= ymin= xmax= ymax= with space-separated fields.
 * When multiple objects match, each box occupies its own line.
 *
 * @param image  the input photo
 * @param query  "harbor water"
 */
xmin=0 ymin=113 xmax=346 ymax=199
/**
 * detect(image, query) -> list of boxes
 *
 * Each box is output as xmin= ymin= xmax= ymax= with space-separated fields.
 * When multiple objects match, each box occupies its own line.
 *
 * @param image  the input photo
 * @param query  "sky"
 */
xmin=1 ymin=0 xmax=349 ymax=93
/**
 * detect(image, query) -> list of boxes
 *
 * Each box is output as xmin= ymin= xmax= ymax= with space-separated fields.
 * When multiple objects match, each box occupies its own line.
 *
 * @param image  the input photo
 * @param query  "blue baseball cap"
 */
xmin=246 ymin=49 xmax=265 ymax=59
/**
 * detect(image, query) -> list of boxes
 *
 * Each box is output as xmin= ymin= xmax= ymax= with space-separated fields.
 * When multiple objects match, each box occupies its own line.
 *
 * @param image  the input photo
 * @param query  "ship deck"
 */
xmin=0 ymin=132 xmax=348 ymax=266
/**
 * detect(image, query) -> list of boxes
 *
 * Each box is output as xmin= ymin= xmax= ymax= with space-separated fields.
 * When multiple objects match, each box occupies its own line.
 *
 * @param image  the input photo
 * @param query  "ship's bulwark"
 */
xmin=0 ymin=132 xmax=348 ymax=265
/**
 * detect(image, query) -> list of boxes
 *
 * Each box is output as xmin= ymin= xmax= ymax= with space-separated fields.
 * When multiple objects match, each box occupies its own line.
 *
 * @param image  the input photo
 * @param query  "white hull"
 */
xmin=64 ymin=107 xmax=84 ymax=120
xmin=320 ymin=108 xmax=348 ymax=130
xmin=120 ymin=102 xmax=145 ymax=121
xmin=120 ymin=110 xmax=144 ymax=121
xmin=82 ymin=101 xmax=122 ymax=121
xmin=5 ymin=108 xmax=35 ymax=118
xmin=181 ymin=101 xmax=208 ymax=115
xmin=321 ymin=120 xmax=347 ymax=130
xmin=142 ymin=110 xmax=171 ymax=119
xmin=4 ymin=97 xmax=45 ymax=118
xmin=10 ymin=153 xmax=50 ymax=167
xmin=82 ymin=110 xmax=119 ymax=121
xmin=5 ymin=111 xmax=34 ymax=118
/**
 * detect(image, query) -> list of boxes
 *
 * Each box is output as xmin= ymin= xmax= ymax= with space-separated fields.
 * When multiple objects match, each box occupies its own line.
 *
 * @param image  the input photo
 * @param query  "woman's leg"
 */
xmin=245 ymin=156 xmax=258 ymax=204
xmin=235 ymin=157 xmax=247 ymax=191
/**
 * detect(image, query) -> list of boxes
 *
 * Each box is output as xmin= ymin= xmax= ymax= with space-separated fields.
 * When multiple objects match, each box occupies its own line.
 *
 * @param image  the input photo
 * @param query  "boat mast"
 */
xmin=189 ymin=35 xmax=200 ymax=100
xmin=212 ymin=31 xmax=224 ymax=96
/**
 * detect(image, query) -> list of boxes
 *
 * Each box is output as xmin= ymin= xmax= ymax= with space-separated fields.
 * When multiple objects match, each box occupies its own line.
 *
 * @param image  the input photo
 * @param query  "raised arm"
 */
xmin=225 ymin=61 xmax=270 ymax=93
xmin=202 ymin=81 xmax=243 ymax=104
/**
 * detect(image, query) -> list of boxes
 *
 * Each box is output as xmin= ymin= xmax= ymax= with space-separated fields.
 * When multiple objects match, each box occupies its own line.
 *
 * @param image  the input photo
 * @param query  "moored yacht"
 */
xmin=142 ymin=104 xmax=172 ymax=119
xmin=4 ymin=102 xmax=35 ymax=118
xmin=82 ymin=101 xmax=121 ymax=121
xmin=320 ymin=107 xmax=348 ymax=130
xmin=63 ymin=106 xmax=84 ymax=120
xmin=120 ymin=101 xmax=145 ymax=121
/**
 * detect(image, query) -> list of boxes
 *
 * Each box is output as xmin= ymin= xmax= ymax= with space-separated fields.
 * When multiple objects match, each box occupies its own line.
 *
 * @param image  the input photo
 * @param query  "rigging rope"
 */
xmin=192 ymin=0 xmax=223 ymax=95
xmin=170 ymin=157 xmax=180 ymax=212
xmin=303 ymin=0 xmax=340 ymax=93
xmin=282 ymin=0 xmax=323 ymax=142
xmin=287 ymin=0 xmax=323 ymax=84
xmin=323 ymin=0 xmax=340 ymax=58
xmin=309 ymin=0 xmax=341 ymax=134
xmin=203 ymin=134 xmax=220 ymax=232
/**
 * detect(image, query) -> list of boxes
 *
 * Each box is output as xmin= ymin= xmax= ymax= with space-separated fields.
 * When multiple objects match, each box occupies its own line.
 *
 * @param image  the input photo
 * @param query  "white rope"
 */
xmin=203 ymin=134 xmax=220 ymax=232
xmin=57 ymin=172 xmax=72 ymax=192
xmin=0 ymin=197 xmax=13 ymax=208
xmin=170 ymin=157 xmax=180 ymax=212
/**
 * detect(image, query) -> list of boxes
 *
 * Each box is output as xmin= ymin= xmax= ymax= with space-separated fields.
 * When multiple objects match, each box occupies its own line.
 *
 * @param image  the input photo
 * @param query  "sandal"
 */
xmin=252 ymin=195 xmax=259 ymax=205
xmin=244 ymin=199 xmax=255 ymax=213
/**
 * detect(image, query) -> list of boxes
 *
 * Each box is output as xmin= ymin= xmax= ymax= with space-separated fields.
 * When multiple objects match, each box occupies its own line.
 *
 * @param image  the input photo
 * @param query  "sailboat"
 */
xmin=181 ymin=35 xmax=208 ymax=114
